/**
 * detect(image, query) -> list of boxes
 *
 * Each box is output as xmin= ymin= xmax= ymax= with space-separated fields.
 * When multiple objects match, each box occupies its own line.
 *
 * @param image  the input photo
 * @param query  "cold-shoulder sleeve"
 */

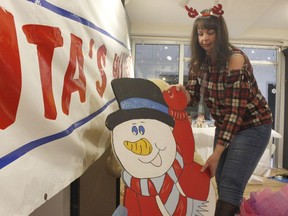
xmin=217 ymin=59 xmax=251 ymax=147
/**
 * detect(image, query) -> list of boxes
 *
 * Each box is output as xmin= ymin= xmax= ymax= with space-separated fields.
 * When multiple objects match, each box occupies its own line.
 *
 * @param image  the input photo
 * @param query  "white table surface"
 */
xmin=191 ymin=126 xmax=282 ymax=180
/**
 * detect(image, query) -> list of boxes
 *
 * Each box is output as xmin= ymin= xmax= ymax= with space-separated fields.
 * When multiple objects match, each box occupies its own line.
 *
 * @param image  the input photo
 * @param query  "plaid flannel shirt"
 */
xmin=187 ymin=48 xmax=273 ymax=147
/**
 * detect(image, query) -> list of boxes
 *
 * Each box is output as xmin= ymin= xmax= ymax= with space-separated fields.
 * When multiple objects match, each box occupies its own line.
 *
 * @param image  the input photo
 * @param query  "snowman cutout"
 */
xmin=106 ymin=78 xmax=215 ymax=216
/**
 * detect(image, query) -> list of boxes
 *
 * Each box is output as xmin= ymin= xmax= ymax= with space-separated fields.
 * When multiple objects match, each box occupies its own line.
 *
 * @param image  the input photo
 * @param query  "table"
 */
xmin=192 ymin=126 xmax=282 ymax=182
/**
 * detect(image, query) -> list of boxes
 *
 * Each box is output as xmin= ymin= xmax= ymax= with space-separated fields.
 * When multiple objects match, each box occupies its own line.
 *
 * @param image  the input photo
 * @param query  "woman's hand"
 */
xmin=201 ymin=152 xmax=220 ymax=178
xmin=201 ymin=144 xmax=225 ymax=178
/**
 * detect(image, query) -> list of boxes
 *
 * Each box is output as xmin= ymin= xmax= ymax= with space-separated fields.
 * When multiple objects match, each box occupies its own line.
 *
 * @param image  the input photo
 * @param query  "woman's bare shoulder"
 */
xmin=229 ymin=53 xmax=245 ymax=70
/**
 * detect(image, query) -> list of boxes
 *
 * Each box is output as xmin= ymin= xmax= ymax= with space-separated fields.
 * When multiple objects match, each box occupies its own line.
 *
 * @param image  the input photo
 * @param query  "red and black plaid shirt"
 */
xmin=187 ymin=48 xmax=273 ymax=147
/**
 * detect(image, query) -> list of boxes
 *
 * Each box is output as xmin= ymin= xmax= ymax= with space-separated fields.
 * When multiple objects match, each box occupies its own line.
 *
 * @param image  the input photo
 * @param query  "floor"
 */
xmin=243 ymin=168 xmax=287 ymax=199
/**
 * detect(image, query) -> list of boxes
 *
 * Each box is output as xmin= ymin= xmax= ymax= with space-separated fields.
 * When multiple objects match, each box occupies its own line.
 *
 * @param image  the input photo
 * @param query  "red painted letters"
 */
xmin=0 ymin=9 xmax=22 ymax=129
xmin=62 ymin=34 xmax=86 ymax=115
xmin=23 ymin=24 xmax=64 ymax=119
xmin=1 ymin=8 xmax=131 ymax=129
xmin=96 ymin=45 xmax=107 ymax=97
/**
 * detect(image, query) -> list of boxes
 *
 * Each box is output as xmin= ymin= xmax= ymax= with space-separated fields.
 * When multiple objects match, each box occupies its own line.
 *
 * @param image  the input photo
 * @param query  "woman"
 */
xmin=177 ymin=6 xmax=273 ymax=216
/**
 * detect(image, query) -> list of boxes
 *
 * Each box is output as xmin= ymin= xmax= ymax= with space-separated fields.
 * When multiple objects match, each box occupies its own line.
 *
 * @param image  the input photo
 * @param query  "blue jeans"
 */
xmin=213 ymin=124 xmax=272 ymax=207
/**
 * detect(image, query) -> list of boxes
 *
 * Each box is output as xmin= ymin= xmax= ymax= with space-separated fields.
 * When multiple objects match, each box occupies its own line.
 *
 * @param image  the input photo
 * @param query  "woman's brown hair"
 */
xmin=189 ymin=8 xmax=232 ymax=73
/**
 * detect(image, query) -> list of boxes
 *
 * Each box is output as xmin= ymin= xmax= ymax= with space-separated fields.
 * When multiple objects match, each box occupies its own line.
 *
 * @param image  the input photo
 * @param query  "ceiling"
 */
xmin=125 ymin=0 xmax=288 ymax=45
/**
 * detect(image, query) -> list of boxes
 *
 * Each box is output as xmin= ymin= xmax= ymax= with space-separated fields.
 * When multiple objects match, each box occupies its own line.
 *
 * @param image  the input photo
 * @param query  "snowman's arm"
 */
xmin=156 ymin=195 xmax=170 ymax=216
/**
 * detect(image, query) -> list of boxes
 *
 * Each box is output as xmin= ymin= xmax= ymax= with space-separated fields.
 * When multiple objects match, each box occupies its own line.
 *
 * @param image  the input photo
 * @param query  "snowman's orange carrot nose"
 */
xmin=123 ymin=138 xmax=153 ymax=155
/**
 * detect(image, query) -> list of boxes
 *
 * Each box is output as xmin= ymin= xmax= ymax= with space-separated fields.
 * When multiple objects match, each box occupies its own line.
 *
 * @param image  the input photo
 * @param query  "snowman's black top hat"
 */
xmin=105 ymin=78 xmax=174 ymax=130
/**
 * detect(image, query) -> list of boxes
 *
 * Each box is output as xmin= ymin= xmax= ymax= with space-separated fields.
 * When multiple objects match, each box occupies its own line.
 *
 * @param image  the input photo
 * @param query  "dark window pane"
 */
xmin=240 ymin=47 xmax=277 ymax=62
xmin=134 ymin=44 xmax=180 ymax=84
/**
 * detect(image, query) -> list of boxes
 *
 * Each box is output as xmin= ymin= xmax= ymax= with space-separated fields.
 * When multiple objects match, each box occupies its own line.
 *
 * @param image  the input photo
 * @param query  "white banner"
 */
xmin=0 ymin=0 xmax=132 ymax=215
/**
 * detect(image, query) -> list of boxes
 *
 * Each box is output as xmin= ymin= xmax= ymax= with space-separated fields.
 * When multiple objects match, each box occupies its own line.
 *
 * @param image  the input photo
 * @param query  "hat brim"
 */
xmin=105 ymin=108 xmax=174 ymax=130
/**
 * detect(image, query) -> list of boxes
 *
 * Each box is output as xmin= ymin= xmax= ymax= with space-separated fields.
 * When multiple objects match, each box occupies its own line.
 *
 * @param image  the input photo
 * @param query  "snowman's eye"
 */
xmin=132 ymin=125 xmax=138 ymax=135
xmin=139 ymin=125 xmax=145 ymax=135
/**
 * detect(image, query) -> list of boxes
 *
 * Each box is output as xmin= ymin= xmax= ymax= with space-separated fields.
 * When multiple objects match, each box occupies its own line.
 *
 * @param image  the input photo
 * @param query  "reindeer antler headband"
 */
xmin=185 ymin=4 xmax=224 ymax=19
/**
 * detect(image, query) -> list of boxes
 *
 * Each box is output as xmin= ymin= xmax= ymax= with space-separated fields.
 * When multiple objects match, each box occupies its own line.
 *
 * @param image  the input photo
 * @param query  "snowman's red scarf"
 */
xmin=168 ymin=109 xmax=188 ymax=121
xmin=122 ymin=151 xmax=187 ymax=215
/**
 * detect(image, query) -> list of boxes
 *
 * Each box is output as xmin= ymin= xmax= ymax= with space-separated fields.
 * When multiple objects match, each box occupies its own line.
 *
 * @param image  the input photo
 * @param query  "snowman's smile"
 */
xmin=139 ymin=144 xmax=166 ymax=167
xmin=150 ymin=152 xmax=162 ymax=167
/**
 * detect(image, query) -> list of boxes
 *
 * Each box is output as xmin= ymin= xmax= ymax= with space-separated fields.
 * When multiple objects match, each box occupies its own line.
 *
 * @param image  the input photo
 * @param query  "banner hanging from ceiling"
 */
xmin=0 ymin=0 xmax=132 ymax=215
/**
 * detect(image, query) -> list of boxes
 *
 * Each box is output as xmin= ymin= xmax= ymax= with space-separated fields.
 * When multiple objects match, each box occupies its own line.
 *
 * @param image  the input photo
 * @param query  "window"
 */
xmin=134 ymin=44 xmax=180 ymax=84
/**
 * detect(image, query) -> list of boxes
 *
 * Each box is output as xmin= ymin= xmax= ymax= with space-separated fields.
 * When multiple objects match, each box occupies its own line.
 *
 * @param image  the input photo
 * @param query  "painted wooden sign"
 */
xmin=106 ymin=78 xmax=216 ymax=215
